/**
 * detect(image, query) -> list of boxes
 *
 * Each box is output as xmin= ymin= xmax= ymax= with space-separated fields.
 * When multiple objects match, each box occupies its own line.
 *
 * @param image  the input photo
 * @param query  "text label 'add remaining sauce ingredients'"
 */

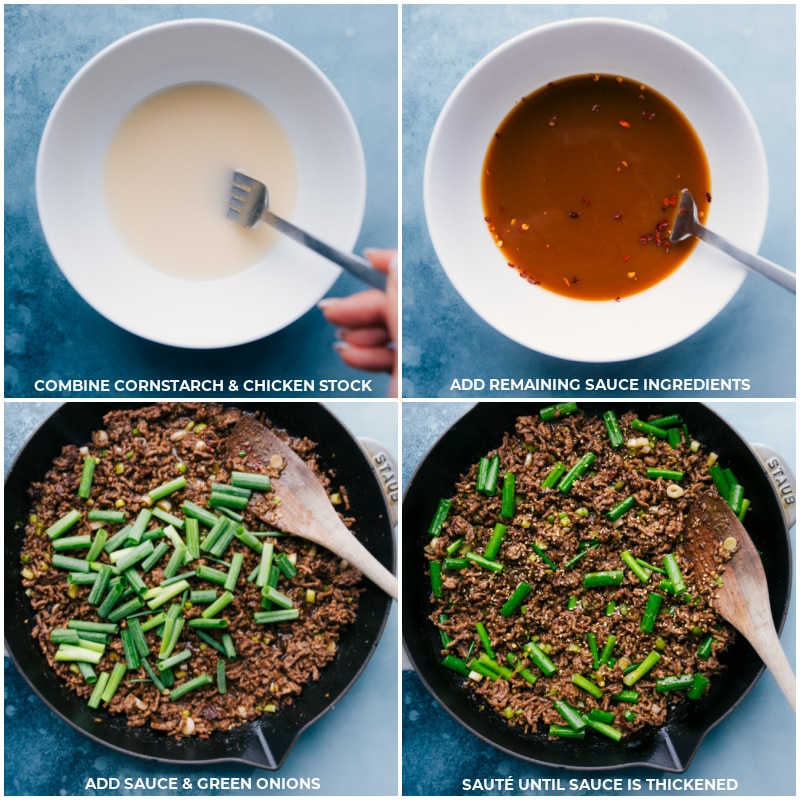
xmin=482 ymin=74 xmax=711 ymax=301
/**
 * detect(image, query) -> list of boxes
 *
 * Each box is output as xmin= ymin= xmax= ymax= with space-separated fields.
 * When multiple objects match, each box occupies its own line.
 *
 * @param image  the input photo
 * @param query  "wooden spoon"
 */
xmin=683 ymin=491 xmax=795 ymax=711
xmin=226 ymin=415 xmax=397 ymax=600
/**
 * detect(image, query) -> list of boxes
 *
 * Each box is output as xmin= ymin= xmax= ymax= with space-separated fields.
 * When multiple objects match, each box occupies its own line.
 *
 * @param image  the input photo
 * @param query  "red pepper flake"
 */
xmin=591 ymin=104 xmax=600 ymax=112
xmin=548 ymin=115 xmax=557 ymax=127
xmin=623 ymin=255 xmax=632 ymax=262
xmin=662 ymin=194 xmax=678 ymax=208
xmin=618 ymin=119 xmax=631 ymax=128
xmin=642 ymin=110 xmax=656 ymax=121
xmin=705 ymin=192 xmax=712 ymax=203
xmin=582 ymin=196 xmax=591 ymax=205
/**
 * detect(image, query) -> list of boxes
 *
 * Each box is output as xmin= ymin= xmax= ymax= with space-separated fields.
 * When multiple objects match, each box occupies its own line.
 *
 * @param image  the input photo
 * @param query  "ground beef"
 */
xmin=20 ymin=403 xmax=363 ymax=738
xmin=426 ymin=408 xmax=735 ymax=741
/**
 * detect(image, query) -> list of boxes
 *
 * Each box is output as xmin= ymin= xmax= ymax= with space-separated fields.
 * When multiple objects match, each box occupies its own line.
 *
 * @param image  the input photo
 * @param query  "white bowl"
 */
xmin=424 ymin=18 xmax=768 ymax=362
xmin=36 ymin=19 xmax=366 ymax=349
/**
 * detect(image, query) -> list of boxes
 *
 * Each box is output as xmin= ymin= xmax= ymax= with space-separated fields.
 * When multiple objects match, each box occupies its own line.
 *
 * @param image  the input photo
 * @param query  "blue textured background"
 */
xmin=5 ymin=400 xmax=398 ymax=795
xmin=401 ymin=400 xmax=796 ymax=795
xmin=4 ymin=4 xmax=398 ymax=399
xmin=401 ymin=4 xmax=795 ymax=398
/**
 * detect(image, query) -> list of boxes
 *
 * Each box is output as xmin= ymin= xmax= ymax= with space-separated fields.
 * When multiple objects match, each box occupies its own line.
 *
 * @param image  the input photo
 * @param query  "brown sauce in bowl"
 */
xmin=482 ymin=74 xmax=711 ymax=301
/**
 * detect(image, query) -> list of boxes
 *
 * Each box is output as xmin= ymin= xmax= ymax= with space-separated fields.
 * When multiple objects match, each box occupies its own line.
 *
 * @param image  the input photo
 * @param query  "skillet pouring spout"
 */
xmin=684 ymin=492 xmax=796 ymax=712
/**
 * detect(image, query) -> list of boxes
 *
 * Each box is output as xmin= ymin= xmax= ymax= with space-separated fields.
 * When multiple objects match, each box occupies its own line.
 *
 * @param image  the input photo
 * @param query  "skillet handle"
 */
xmin=752 ymin=444 xmax=797 ymax=530
xmin=359 ymin=438 xmax=399 ymax=527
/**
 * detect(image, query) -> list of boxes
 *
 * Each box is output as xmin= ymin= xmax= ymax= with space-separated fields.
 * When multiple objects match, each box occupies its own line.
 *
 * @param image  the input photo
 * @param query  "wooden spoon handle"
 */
xmin=744 ymin=623 xmax=796 ymax=713
xmin=308 ymin=518 xmax=398 ymax=599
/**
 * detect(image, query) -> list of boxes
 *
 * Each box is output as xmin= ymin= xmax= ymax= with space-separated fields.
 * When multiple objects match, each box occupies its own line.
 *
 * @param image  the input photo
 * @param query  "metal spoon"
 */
xmin=683 ymin=491 xmax=795 ymax=712
xmin=670 ymin=189 xmax=795 ymax=293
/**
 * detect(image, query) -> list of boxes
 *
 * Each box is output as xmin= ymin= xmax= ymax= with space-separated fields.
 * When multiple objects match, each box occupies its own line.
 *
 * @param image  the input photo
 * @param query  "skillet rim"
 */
xmin=4 ymin=400 xmax=395 ymax=770
xmin=401 ymin=400 xmax=793 ymax=773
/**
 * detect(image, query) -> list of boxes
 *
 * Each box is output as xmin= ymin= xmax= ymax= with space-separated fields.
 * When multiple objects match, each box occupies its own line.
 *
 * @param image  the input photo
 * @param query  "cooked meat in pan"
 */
xmin=19 ymin=403 xmax=363 ymax=738
xmin=425 ymin=405 xmax=739 ymax=741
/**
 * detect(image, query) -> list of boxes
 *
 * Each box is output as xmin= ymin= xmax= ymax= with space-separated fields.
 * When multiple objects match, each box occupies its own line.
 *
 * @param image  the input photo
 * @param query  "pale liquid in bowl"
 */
xmin=104 ymin=82 xmax=297 ymax=281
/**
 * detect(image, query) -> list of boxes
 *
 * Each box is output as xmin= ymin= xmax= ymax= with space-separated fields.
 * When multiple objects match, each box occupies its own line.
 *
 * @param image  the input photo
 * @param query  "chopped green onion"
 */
xmin=540 ymin=402 xmax=578 ymax=421
xmin=524 ymin=640 xmax=558 ymax=677
xmin=552 ymin=698 xmax=586 ymax=730
xmin=583 ymin=570 xmax=624 ymax=588
xmin=78 ymin=455 xmax=97 ymax=499
xmin=582 ymin=715 xmax=623 ymax=742
xmin=549 ymin=724 xmax=585 ymax=739
xmin=145 ymin=476 xmax=187 ymax=504
xmin=500 ymin=582 xmax=532 ymax=617
xmin=541 ymin=462 xmax=566 ymax=490
xmin=530 ymin=541 xmax=556 ymax=570
xmin=606 ymin=495 xmax=636 ymax=522
xmin=253 ymin=609 xmax=300 ymax=624
xmin=100 ymin=662 xmax=128 ymax=703
xmin=429 ymin=561 xmax=443 ymax=598
xmin=483 ymin=523 xmax=507 ymax=561
xmin=87 ymin=509 xmax=127 ymax=524
xmin=572 ymin=673 xmax=603 ymax=699
xmin=54 ymin=644 xmax=103 ymax=664
xmin=87 ymin=672 xmax=110 ymax=708
xmin=475 ymin=621 xmax=494 ymax=657
xmin=465 ymin=552 xmax=503 ymax=573
xmin=558 ymin=452 xmax=596 ymax=493
xmin=46 ymin=509 xmax=82 ymax=540
xmin=622 ymin=650 xmax=661 ymax=686
xmin=646 ymin=468 xmax=684 ymax=481
xmin=157 ymin=648 xmax=192 ymax=672
xmin=662 ymin=553 xmax=686 ymax=594
xmin=441 ymin=654 xmax=470 ymax=677
xmin=500 ymin=472 xmax=516 ymax=517
xmin=630 ymin=418 xmax=668 ymax=439
xmin=479 ymin=454 xmax=501 ymax=496
xmin=202 ymin=590 xmax=234 ymax=619
xmin=688 ymin=673 xmax=710 ymax=700
xmin=656 ymin=674 xmax=695 ymax=693
xmin=169 ymin=673 xmax=212 ymax=701
xmin=602 ymin=410 xmax=624 ymax=448
xmin=640 ymin=592 xmax=663 ymax=633
xmin=621 ymin=550 xmax=651 ymax=582
xmin=697 ymin=635 xmax=715 ymax=660
xmin=427 ymin=498 xmax=452 ymax=537
xmin=230 ymin=471 xmax=271 ymax=492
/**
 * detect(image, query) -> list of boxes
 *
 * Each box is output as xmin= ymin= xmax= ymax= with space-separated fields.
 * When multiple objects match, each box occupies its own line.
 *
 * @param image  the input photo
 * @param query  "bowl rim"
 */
xmin=423 ymin=16 xmax=769 ymax=362
xmin=35 ymin=17 xmax=367 ymax=350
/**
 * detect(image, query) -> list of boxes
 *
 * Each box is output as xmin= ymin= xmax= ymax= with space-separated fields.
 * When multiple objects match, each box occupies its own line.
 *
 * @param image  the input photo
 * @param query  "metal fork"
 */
xmin=226 ymin=171 xmax=387 ymax=290
xmin=670 ymin=189 xmax=795 ymax=294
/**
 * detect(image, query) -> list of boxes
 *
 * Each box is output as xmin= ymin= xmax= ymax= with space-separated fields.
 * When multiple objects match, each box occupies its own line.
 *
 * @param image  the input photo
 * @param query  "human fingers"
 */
xmin=333 ymin=341 xmax=395 ymax=374
xmin=337 ymin=326 xmax=391 ymax=348
xmin=318 ymin=289 xmax=386 ymax=329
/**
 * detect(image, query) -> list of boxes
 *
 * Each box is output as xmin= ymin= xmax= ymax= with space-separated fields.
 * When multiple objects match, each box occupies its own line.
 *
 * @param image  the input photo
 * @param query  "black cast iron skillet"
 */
xmin=5 ymin=402 xmax=395 ymax=770
xmin=402 ymin=402 xmax=792 ymax=773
